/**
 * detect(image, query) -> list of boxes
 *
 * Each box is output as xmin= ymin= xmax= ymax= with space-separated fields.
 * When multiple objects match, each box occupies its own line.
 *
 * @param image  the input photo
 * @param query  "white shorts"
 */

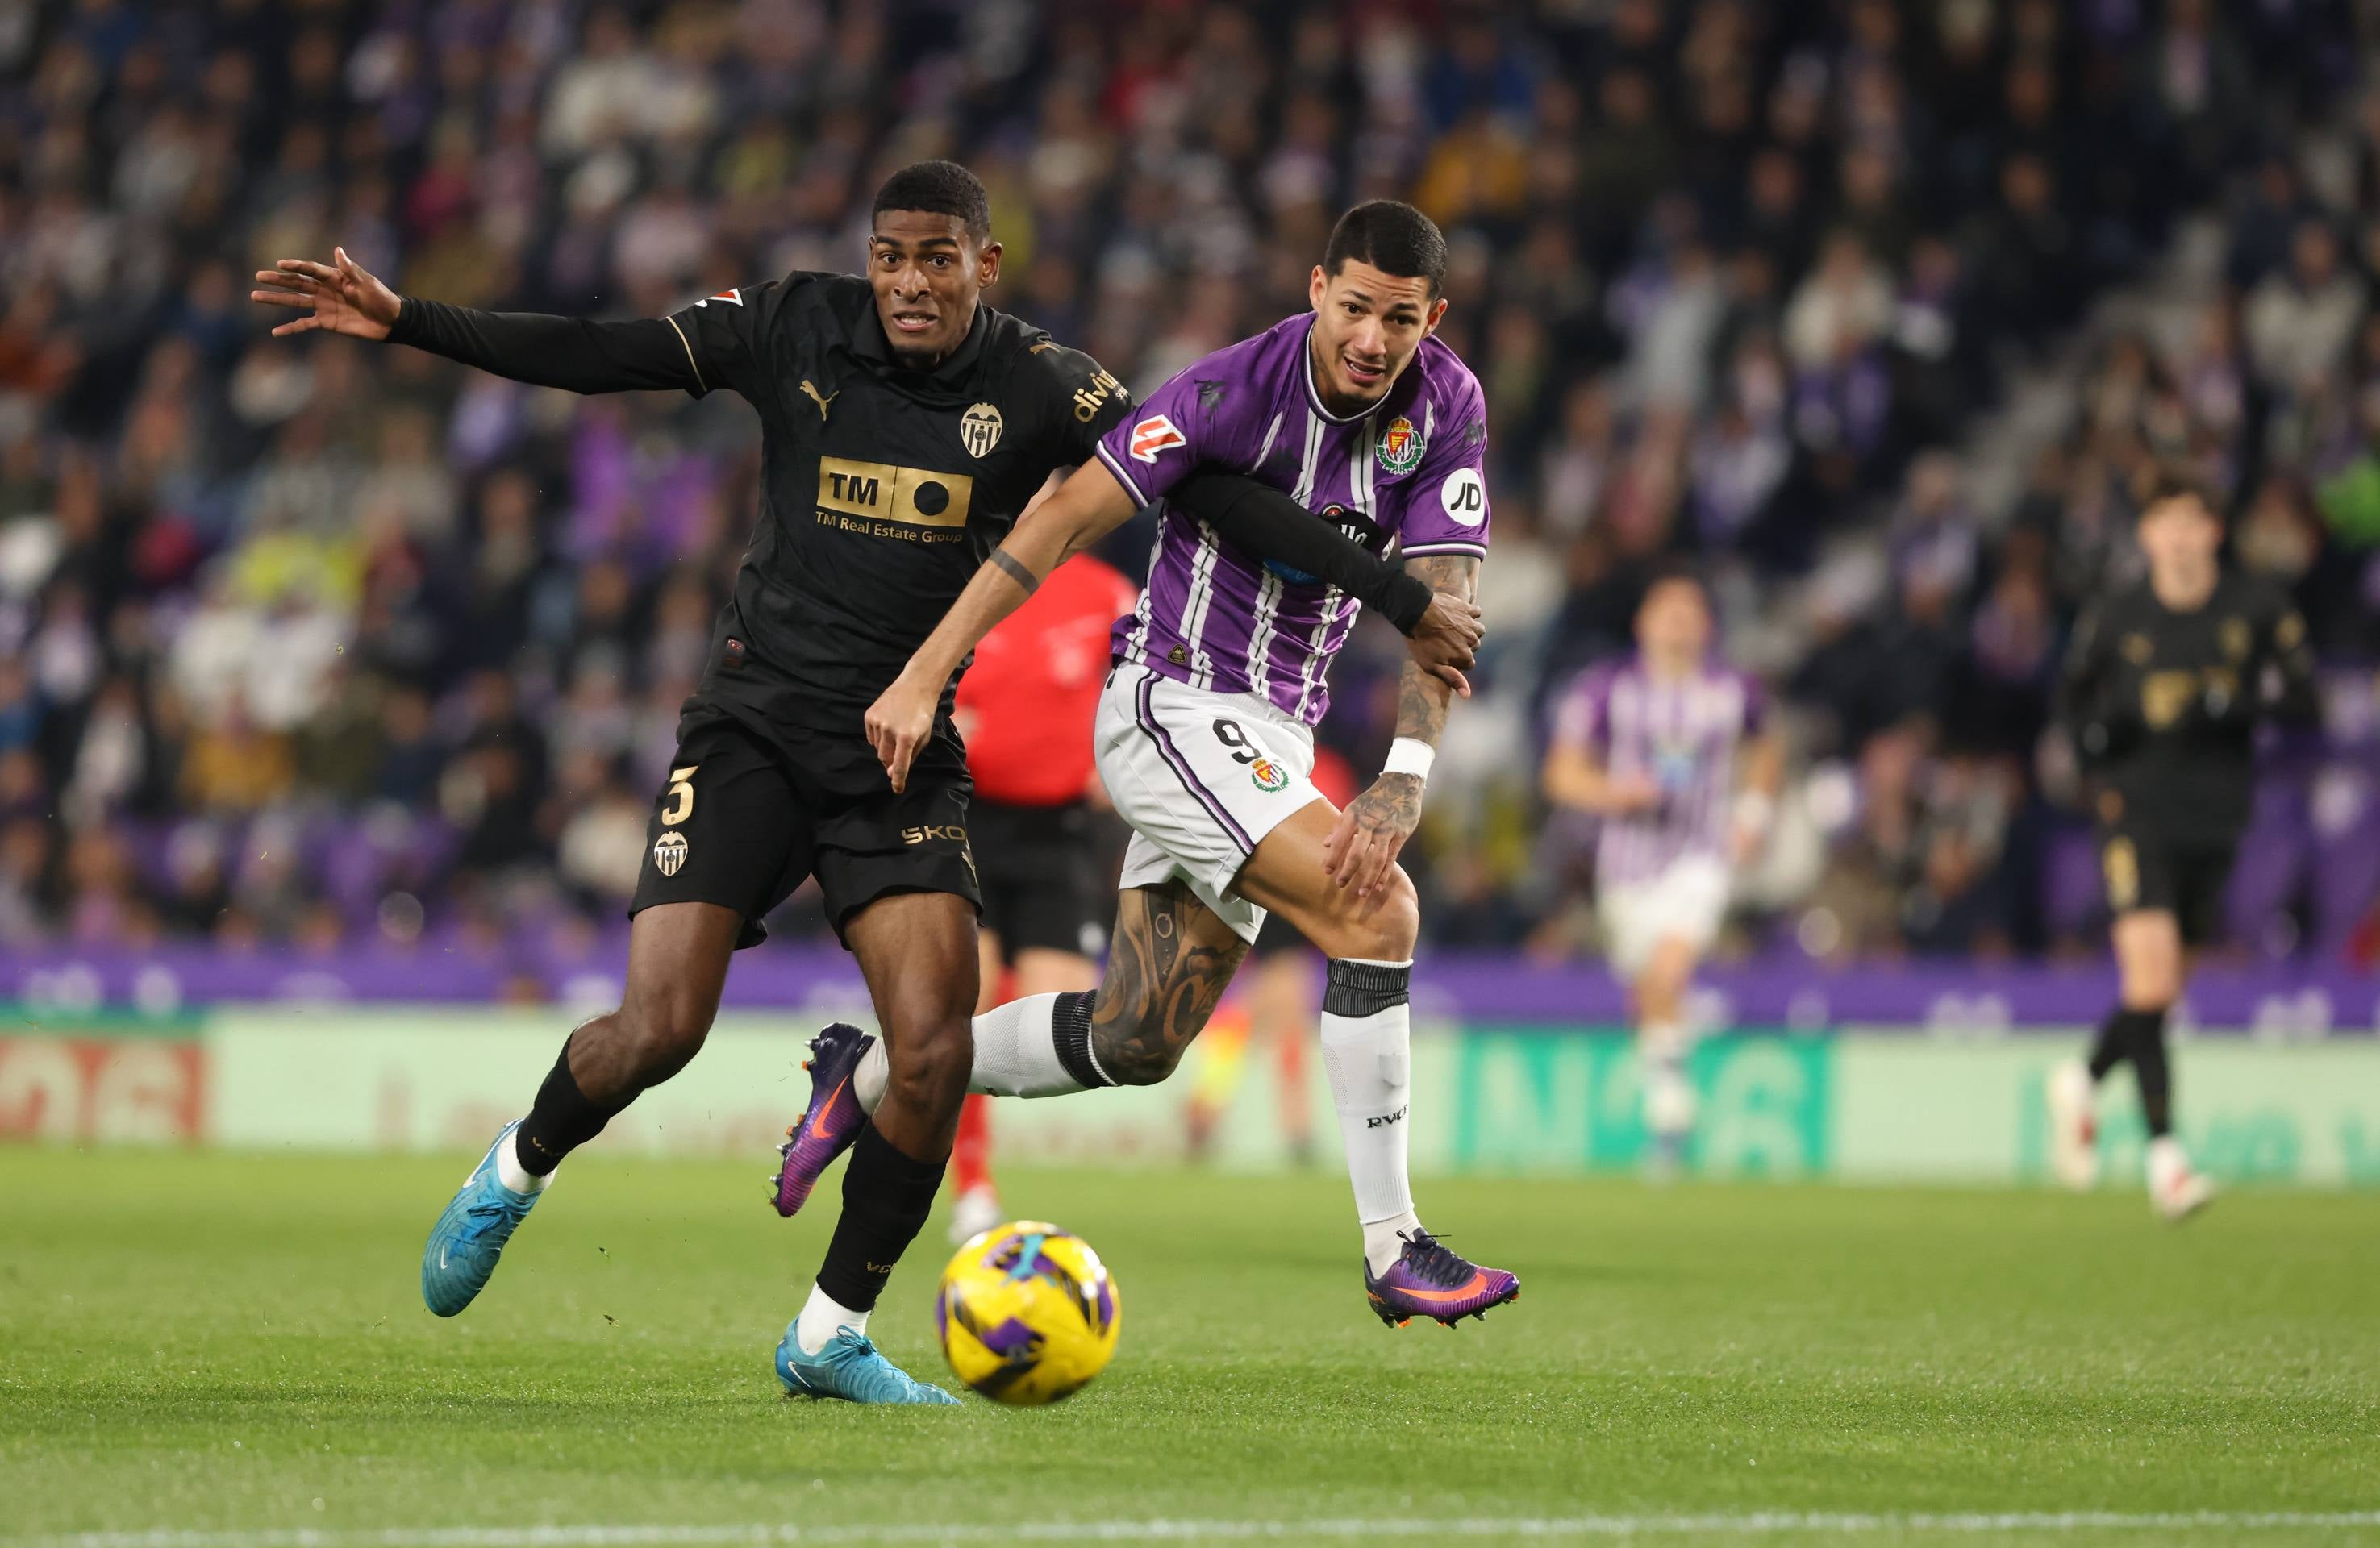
xmin=1094 ymin=663 xmax=1323 ymax=944
xmin=1598 ymin=853 xmax=1732 ymax=980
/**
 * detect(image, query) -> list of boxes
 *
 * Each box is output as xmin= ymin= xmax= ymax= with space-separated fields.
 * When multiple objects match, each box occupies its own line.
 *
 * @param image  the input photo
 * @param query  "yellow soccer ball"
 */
xmin=934 ymin=1219 xmax=1121 ymax=1405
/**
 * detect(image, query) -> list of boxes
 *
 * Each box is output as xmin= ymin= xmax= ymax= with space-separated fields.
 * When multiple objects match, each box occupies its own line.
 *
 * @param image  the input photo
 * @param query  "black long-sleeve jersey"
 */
xmin=2056 ymin=568 xmax=2321 ymax=834
xmin=388 ymin=278 xmax=1426 ymax=789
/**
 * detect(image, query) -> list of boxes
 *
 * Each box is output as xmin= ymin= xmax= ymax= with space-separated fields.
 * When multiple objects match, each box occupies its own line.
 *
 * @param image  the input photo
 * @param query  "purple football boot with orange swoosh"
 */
xmin=1364 ymin=1229 xmax=1520 ymax=1328
xmin=769 ymin=1023 xmax=873 ymax=1217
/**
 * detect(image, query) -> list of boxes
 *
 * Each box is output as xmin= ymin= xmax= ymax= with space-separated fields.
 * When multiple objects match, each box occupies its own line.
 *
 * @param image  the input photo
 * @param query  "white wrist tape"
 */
xmin=1733 ymin=789 xmax=1775 ymax=832
xmin=1383 ymin=738 xmax=1436 ymax=781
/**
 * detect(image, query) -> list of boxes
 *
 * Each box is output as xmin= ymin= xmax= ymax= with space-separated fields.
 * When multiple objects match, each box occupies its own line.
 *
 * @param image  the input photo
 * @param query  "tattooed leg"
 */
xmin=831 ymin=881 xmax=1244 ymax=1114
xmin=1088 ymin=880 xmax=1252 ymax=1086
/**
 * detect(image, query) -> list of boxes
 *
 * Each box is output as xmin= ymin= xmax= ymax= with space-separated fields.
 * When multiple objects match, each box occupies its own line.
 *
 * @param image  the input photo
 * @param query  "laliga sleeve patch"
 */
xmin=1129 ymin=414 xmax=1186 ymax=464
xmin=1440 ymin=467 xmax=1487 ymax=526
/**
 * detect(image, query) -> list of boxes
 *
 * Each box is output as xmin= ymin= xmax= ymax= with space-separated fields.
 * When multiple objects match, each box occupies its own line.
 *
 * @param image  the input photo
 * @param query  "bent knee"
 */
xmin=1102 ymin=1033 xmax=1186 ymax=1088
xmin=613 ymin=996 xmax=715 ymax=1076
xmin=2114 ymin=926 xmax=2183 ymax=1009
xmin=1080 ymin=981 xmax=1208 ymax=1088
xmin=1308 ymin=865 xmax=1419 ymax=963
xmin=2119 ymin=972 xmax=2180 ymax=1013
xmin=885 ymin=1017 xmax=973 ymax=1097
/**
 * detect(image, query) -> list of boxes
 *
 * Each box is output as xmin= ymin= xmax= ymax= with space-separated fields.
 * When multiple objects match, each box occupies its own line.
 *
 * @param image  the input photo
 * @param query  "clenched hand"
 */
xmin=1406 ymin=591 xmax=1482 ymax=698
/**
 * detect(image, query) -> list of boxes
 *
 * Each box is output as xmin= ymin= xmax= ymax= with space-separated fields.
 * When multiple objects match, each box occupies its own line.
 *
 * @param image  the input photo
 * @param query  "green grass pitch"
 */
xmin=3 ymin=1147 xmax=2378 ymax=1547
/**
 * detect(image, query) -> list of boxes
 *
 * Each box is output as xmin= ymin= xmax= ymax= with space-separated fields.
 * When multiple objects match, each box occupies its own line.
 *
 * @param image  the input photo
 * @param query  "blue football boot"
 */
xmin=421 ymin=1121 xmax=543 ymax=1317
xmin=774 ymin=1321 xmax=962 ymax=1405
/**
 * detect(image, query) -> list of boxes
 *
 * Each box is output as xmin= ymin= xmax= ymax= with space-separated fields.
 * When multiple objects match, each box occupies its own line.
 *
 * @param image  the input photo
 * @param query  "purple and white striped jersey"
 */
xmin=1094 ymin=314 xmax=1491 ymax=726
xmin=1553 ymin=657 xmax=1765 ymax=884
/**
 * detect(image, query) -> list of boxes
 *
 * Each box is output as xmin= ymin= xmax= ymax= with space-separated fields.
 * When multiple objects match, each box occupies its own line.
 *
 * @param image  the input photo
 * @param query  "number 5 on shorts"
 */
xmin=662 ymin=765 xmax=698 ymax=826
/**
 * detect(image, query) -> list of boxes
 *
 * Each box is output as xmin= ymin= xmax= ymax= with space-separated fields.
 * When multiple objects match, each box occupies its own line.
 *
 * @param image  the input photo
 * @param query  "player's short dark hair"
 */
xmin=2137 ymin=463 xmax=2220 ymax=519
xmin=872 ymin=160 xmax=992 ymax=244
xmin=1323 ymin=201 xmax=1448 ymax=298
xmin=1640 ymin=560 xmax=1709 ymax=605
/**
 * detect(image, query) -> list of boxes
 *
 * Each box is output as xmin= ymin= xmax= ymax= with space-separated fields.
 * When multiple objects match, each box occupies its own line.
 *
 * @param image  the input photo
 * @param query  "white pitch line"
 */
xmin=10 ymin=1514 xmax=2380 ymax=1547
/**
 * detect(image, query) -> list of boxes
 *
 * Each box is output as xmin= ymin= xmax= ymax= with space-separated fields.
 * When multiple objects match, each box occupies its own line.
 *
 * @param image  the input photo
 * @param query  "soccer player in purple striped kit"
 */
xmin=777 ymin=202 xmax=1519 ymax=1328
xmin=1543 ymin=570 xmax=1781 ymax=1171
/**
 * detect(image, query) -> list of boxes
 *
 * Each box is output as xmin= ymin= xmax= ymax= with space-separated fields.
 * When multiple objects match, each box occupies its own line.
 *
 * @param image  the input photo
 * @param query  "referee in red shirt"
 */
xmin=944 ymin=542 xmax=1140 ymax=1240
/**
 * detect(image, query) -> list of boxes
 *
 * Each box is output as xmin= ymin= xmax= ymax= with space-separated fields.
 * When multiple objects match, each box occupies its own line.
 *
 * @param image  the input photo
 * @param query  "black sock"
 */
xmin=815 ymin=1121 xmax=948 ymax=1312
xmin=1323 ymin=957 xmax=1412 ymax=1016
xmin=2086 ymin=1006 xmax=2138 ymax=1083
xmin=1049 ymin=991 xmax=1113 ymax=1090
xmin=514 ymin=1037 xmax=620 ymax=1176
xmin=2129 ymin=1007 xmax=2174 ymax=1138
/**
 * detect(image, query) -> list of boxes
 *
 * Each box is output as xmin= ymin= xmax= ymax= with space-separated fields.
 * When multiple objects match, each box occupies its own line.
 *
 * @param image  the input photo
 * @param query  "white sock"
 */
xmin=1361 ymin=1214 xmax=1423 ymax=1274
xmin=853 ymin=1039 xmax=890 ymax=1113
xmin=1319 ymin=959 xmax=1421 ymax=1276
xmin=2146 ymin=1135 xmax=2191 ymax=1190
xmin=497 ymin=1128 xmax=551 ymax=1195
xmin=794 ymin=1280 xmax=870 ymax=1357
xmin=851 ymin=992 xmax=1097 ymax=1117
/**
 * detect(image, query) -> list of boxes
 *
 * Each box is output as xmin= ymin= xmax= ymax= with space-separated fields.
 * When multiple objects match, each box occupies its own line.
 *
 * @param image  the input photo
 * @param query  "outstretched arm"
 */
xmin=253 ymin=247 xmax=698 ymax=395
xmin=1323 ymin=552 xmax=1481 ymax=898
xmin=865 ymin=457 xmax=1144 ymax=791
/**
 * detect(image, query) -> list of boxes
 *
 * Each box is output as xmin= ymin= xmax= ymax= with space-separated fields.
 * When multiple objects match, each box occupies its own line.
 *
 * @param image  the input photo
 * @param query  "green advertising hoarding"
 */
xmin=1449 ymin=1028 xmax=1831 ymax=1177
xmin=8 ymin=1009 xmax=2378 ymax=1187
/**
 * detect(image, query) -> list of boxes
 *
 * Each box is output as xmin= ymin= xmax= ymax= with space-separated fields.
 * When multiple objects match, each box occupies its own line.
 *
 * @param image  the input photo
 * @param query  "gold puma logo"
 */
xmin=801 ymin=380 xmax=837 ymax=421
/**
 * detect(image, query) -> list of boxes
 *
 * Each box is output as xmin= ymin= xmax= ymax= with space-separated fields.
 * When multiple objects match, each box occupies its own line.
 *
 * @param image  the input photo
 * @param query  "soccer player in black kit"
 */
xmin=2046 ymin=472 xmax=2319 ymax=1221
xmin=253 ymin=162 xmax=1481 ymax=1402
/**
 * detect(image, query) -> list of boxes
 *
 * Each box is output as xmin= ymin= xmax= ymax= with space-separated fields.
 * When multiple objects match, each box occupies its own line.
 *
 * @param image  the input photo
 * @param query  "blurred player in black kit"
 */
xmin=2047 ymin=470 xmax=2320 ymax=1219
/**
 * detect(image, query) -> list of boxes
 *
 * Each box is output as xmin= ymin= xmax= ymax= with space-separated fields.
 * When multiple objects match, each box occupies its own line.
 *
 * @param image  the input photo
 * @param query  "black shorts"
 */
xmin=972 ymin=797 xmax=1106 ymax=961
xmin=629 ymin=711 xmax=978 ymax=950
xmin=2096 ymin=819 xmax=2238 ymax=945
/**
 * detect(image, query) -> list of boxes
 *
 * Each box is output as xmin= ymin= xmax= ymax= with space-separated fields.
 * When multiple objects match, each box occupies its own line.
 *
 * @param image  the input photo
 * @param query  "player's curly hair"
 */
xmin=1323 ymin=201 xmax=1448 ymax=298
xmin=873 ymin=160 xmax=993 ymax=243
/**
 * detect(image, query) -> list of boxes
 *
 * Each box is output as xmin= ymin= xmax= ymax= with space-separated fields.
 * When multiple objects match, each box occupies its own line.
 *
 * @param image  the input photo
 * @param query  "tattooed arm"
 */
xmin=1324 ymin=552 xmax=1479 ymax=898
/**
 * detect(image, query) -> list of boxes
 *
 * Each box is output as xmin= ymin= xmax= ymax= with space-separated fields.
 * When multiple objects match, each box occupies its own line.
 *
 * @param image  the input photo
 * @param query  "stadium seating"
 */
xmin=1 ymin=0 xmax=2374 ymax=976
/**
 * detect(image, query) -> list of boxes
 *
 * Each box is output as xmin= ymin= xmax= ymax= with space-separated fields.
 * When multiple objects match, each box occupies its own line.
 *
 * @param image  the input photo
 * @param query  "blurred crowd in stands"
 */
xmin=2 ymin=0 xmax=2378 ymax=976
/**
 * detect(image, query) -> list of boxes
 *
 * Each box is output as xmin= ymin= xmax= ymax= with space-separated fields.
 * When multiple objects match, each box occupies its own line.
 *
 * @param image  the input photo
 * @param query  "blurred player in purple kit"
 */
xmin=1543 ymin=569 xmax=1781 ymax=1171
xmin=781 ymin=201 xmax=1519 ymax=1328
